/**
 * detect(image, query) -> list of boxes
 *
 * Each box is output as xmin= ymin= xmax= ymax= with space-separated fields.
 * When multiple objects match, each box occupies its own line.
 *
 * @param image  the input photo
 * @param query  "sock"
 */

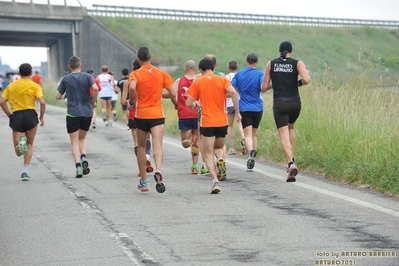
xmin=288 ymin=161 xmax=294 ymax=168
xmin=76 ymin=163 xmax=82 ymax=168
xmin=145 ymin=140 xmax=151 ymax=155
xmin=192 ymin=163 xmax=197 ymax=169
xmin=140 ymin=179 xmax=147 ymax=185
xmin=134 ymin=146 xmax=138 ymax=156
xmin=213 ymin=178 xmax=219 ymax=183
xmin=22 ymin=165 xmax=29 ymax=173
xmin=81 ymin=154 xmax=86 ymax=159
xmin=292 ymin=158 xmax=295 ymax=163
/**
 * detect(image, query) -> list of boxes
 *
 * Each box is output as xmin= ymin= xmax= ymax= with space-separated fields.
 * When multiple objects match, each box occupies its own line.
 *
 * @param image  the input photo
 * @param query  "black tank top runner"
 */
xmin=270 ymin=57 xmax=299 ymax=100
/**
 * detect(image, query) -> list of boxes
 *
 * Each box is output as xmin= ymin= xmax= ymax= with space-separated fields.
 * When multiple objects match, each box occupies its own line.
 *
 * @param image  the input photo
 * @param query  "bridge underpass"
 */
xmin=0 ymin=1 xmax=137 ymax=81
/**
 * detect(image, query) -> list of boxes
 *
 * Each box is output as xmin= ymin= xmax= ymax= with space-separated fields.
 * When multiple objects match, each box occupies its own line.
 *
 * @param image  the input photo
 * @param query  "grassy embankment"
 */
xmin=43 ymin=17 xmax=399 ymax=196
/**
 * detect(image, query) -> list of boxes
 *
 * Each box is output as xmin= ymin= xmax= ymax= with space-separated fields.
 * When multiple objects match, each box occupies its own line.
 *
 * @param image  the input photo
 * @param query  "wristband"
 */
xmin=298 ymin=79 xmax=303 ymax=86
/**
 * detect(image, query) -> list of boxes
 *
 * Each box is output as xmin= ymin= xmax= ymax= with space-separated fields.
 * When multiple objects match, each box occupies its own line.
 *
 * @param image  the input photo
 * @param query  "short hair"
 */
xmin=19 ymin=63 xmax=32 ymax=77
xmin=204 ymin=54 xmax=217 ymax=65
xmin=108 ymin=71 xmax=114 ymax=76
xmin=35 ymin=70 xmax=39 ymax=74
xmin=199 ymin=58 xmax=214 ymax=72
xmin=69 ymin=56 xmax=81 ymax=70
xmin=87 ymin=69 xmax=94 ymax=74
xmin=136 ymin=47 xmax=151 ymax=62
xmin=122 ymin=68 xmax=129 ymax=75
xmin=185 ymin=60 xmax=197 ymax=71
xmin=228 ymin=60 xmax=238 ymax=71
xmin=132 ymin=59 xmax=140 ymax=71
xmin=101 ymin=65 xmax=108 ymax=72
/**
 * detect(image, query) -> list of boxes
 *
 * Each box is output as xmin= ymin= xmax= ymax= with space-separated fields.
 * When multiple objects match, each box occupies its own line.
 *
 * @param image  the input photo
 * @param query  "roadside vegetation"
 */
xmin=42 ymin=17 xmax=399 ymax=196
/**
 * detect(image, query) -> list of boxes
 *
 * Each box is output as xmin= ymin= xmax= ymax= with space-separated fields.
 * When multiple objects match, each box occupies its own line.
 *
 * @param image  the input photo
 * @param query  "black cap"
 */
xmin=279 ymin=41 xmax=292 ymax=53
xmin=246 ymin=52 xmax=258 ymax=64
xmin=87 ymin=69 xmax=94 ymax=74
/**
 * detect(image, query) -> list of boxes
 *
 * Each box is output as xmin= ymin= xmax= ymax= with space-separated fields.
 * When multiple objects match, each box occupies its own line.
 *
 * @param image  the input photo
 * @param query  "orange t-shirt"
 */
xmin=128 ymin=64 xmax=174 ymax=119
xmin=187 ymin=73 xmax=231 ymax=127
xmin=31 ymin=74 xmax=42 ymax=85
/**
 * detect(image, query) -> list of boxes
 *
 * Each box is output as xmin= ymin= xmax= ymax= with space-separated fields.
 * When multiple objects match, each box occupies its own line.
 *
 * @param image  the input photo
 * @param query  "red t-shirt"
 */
xmin=177 ymin=76 xmax=197 ymax=119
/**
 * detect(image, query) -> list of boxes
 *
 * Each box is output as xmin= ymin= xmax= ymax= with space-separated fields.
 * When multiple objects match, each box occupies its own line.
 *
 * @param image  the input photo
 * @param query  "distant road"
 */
xmin=1 ymin=104 xmax=398 ymax=265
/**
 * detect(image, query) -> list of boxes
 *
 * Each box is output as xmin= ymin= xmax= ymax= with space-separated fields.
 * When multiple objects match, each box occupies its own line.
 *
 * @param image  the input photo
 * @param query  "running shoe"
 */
xmin=211 ymin=181 xmax=221 ymax=194
xmin=81 ymin=157 xmax=90 ymax=175
xmin=216 ymin=159 xmax=226 ymax=181
xmin=241 ymin=140 xmax=248 ymax=156
xmin=21 ymin=172 xmax=30 ymax=181
xmin=102 ymin=112 xmax=107 ymax=122
xmin=191 ymin=135 xmax=199 ymax=156
xmin=154 ymin=171 xmax=165 ymax=193
xmin=287 ymin=164 xmax=298 ymax=182
xmin=191 ymin=167 xmax=198 ymax=175
xmin=92 ymin=122 xmax=96 ymax=129
xmin=197 ymin=166 xmax=209 ymax=176
xmin=105 ymin=121 xmax=109 ymax=127
xmin=247 ymin=168 xmax=254 ymax=172
xmin=108 ymin=120 xmax=113 ymax=126
xmin=113 ymin=113 xmax=117 ymax=122
xmin=18 ymin=136 xmax=28 ymax=155
xmin=228 ymin=147 xmax=236 ymax=155
xmin=146 ymin=159 xmax=154 ymax=173
xmin=246 ymin=149 xmax=257 ymax=170
xmin=76 ymin=167 xmax=83 ymax=178
xmin=137 ymin=180 xmax=149 ymax=193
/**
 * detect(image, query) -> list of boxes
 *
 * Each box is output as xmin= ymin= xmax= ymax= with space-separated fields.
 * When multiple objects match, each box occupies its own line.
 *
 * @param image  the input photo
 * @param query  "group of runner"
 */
xmin=0 ymin=41 xmax=310 ymax=194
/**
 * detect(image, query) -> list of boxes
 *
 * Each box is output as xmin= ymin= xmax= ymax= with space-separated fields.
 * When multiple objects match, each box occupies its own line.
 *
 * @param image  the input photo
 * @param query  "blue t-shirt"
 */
xmin=57 ymin=72 xmax=95 ymax=117
xmin=231 ymin=67 xmax=264 ymax=112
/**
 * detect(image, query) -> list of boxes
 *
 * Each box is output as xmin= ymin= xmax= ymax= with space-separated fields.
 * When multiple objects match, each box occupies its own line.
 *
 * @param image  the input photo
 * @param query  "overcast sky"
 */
xmin=1 ymin=0 xmax=398 ymax=70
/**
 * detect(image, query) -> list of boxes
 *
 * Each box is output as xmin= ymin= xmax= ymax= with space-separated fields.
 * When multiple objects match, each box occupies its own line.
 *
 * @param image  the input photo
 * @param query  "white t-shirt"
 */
xmin=97 ymin=73 xmax=114 ymax=98
xmin=112 ymin=80 xmax=118 ymax=101
xmin=225 ymin=72 xmax=236 ymax=108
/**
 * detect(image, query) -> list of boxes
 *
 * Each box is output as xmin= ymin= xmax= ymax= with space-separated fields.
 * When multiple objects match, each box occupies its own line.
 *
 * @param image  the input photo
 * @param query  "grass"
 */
xmin=41 ymin=18 xmax=399 ymax=196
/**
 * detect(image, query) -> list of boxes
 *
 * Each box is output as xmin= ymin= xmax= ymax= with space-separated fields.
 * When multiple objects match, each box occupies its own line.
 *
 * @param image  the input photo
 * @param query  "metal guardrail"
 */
xmin=88 ymin=5 xmax=399 ymax=29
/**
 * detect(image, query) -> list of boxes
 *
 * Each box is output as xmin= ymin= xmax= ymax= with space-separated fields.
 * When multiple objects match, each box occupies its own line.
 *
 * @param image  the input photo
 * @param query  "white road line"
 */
xmin=162 ymin=138 xmax=399 ymax=218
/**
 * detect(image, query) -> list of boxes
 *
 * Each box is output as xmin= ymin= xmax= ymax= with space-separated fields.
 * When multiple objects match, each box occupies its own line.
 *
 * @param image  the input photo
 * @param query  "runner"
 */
xmin=97 ymin=65 xmax=114 ymax=126
xmin=186 ymin=58 xmax=241 ymax=193
xmin=87 ymin=69 xmax=102 ymax=129
xmin=121 ymin=59 xmax=154 ymax=177
xmin=56 ymin=56 xmax=98 ymax=178
xmin=128 ymin=47 xmax=175 ymax=193
xmin=170 ymin=60 xmax=200 ymax=174
xmin=117 ymin=68 xmax=130 ymax=130
xmin=0 ymin=63 xmax=46 ymax=181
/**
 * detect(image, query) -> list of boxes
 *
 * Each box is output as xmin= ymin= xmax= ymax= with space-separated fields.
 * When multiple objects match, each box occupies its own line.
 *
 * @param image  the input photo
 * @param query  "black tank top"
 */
xmin=270 ymin=57 xmax=299 ymax=100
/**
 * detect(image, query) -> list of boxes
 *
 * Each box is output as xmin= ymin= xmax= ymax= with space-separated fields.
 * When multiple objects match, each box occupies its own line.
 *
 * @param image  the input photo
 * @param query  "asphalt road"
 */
xmin=0 ymin=104 xmax=398 ymax=266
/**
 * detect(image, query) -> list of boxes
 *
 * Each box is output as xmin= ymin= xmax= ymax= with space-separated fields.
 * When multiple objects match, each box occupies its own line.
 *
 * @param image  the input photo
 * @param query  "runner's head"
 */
xmin=279 ymin=41 xmax=292 ymax=59
xmin=199 ymin=58 xmax=214 ymax=72
xmin=122 ymin=68 xmax=129 ymax=76
xmin=132 ymin=59 xmax=140 ymax=71
xmin=19 ymin=63 xmax=32 ymax=77
xmin=101 ymin=65 xmax=108 ymax=73
xmin=136 ymin=47 xmax=152 ymax=63
xmin=68 ymin=56 xmax=82 ymax=70
xmin=246 ymin=52 xmax=258 ymax=64
xmin=185 ymin=60 xmax=197 ymax=73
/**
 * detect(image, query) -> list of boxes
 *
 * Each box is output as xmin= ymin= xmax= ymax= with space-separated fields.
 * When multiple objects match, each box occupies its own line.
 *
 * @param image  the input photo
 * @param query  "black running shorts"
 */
xmin=200 ymin=126 xmax=228 ymax=138
xmin=135 ymin=118 xmax=165 ymax=132
xmin=66 ymin=116 xmax=92 ymax=133
xmin=9 ymin=109 xmax=39 ymax=132
xmin=273 ymin=97 xmax=301 ymax=129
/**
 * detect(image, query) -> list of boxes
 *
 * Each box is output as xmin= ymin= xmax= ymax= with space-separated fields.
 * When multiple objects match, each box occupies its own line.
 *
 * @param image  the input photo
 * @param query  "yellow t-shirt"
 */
xmin=2 ymin=77 xmax=43 ymax=112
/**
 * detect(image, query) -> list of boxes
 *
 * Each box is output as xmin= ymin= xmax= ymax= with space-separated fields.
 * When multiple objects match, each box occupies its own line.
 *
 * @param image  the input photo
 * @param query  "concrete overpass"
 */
xmin=0 ymin=1 xmax=137 ymax=81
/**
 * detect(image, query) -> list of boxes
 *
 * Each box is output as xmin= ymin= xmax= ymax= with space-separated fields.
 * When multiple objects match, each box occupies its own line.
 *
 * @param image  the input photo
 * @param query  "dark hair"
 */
xmin=228 ymin=60 xmax=238 ymax=71
xmin=199 ymin=58 xmax=214 ymax=71
xmin=87 ymin=69 xmax=94 ymax=74
xmin=136 ymin=47 xmax=151 ymax=62
xmin=132 ymin=59 xmax=141 ymax=71
xmin=108 ymin=71 xmax=114 ymax=76
xmin=19 ymin=63 xmax=32 ymax=77
xmin=69 ymin=56 xmax=81 ymax=70
xmin=122 ymin=68 xmax=129 ymax=75
xmin=279 ymin=41 xmax=293 ymax=59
